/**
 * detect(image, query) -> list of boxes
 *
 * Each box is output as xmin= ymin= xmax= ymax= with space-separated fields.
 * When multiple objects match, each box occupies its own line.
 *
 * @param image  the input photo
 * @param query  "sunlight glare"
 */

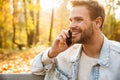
xmin=98 ymin=0 xmax=120 ymax=20
xmin=40 ymin=0 xmax=63 ymax=11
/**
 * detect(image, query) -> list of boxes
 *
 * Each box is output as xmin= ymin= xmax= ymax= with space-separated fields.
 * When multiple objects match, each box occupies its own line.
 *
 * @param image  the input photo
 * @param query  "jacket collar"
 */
xmin=69 ymin=36 xmax=110 ymax=67
xmin=98 ymin=36 xmax=110 ymax=67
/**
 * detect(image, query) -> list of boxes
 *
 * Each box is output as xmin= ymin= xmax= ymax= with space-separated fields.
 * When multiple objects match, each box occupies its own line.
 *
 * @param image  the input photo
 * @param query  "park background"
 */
xmin=0 ymin=0 xmax=120 ymax=73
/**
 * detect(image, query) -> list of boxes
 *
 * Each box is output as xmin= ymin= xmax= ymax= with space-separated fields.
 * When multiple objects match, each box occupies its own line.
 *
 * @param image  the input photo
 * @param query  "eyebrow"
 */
xmin=69 ymin=16 xmax=83 ymax=21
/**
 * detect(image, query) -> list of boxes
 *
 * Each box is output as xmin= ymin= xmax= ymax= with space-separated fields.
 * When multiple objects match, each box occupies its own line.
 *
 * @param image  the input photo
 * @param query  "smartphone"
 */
xmin=66 ymin=30 xmax=72 ymax=46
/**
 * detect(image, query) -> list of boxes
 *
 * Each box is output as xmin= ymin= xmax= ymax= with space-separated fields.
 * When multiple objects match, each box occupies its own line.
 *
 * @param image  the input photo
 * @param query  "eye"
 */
xmin=75 ymin=18 xmax=83 ymax=21
xmin=69 ymin=18 xmax=72 ymax=22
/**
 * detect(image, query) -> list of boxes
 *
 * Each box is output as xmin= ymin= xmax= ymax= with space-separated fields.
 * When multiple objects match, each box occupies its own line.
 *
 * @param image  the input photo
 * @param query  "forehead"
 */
xmin=69 ymin=6 xmax=90 ymax=19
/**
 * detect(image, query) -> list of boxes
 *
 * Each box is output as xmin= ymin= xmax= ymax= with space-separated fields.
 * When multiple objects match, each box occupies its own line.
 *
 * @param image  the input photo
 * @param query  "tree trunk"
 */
xmin=0 ymin=27 xmax=2 ymax=48
xmin=12 ymin=0 xmax=17 ymax=48
xmin=49 ymin=7 xmax=54 ymax=44
xmin=27 ymin=0 xmax=35 ymax=47
xmin=23 ymin=0 xmax=29 ymax=47
xmin=35 ymin=0 xmax=40 ymax=44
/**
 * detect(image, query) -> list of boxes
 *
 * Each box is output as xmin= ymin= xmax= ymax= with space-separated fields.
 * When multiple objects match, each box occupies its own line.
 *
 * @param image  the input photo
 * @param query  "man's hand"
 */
xmin=48 ymin=30 xmax=72 ymax=58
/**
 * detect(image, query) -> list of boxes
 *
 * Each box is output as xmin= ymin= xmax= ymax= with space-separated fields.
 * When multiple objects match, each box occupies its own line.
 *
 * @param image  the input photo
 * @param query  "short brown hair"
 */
xmin=68 ymin=0 xmax=105 ymax=29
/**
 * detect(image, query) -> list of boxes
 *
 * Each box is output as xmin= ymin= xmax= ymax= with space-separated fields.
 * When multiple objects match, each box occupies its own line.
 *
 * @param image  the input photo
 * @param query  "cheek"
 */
xmin=77 ymin=22 xmax=88 ymax=30
xmin=77 ymin=22 xmax=84 ymax=26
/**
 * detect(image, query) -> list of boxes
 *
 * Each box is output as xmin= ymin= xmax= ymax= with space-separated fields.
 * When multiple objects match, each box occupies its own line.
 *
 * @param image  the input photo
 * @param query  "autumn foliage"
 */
xmin=0 ymin=46 xmax=47 ymax=73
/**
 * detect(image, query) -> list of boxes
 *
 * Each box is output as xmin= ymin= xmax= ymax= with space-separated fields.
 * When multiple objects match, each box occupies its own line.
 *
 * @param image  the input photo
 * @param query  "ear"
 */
xmin=95 ymin=17 xmax=103 ymax=29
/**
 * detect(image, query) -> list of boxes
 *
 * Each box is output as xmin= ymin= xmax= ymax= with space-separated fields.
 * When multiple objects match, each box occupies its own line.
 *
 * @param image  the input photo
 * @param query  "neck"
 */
xmin=82 ymin=33 xmax=104 ymax=58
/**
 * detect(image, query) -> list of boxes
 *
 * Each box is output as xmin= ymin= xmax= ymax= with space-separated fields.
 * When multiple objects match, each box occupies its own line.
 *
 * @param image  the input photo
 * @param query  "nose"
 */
xmin=69 ymin=22 xmax=77 ymax=29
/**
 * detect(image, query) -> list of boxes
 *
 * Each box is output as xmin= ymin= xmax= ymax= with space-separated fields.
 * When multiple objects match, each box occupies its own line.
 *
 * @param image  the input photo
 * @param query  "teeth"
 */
xmin=72 ymin=32 xmax=79 ymax=35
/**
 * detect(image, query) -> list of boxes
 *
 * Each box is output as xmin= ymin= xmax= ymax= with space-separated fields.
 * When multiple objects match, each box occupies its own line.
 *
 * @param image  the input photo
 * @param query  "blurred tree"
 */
xmin=12 ymin=0 xmax=25 ymax=50
xmin=0 ymin=0 xmax=13 ymax=49
xmin=27 ymin=0 xmax=35 ymax=47
xmin=103 ymin=0 xmax=120 ymax=41
xmin=48 ymin=0 xmax=67 ymax=44
xmin=48 ymin=6 xmax=54 ymax=44
xmin=12 ymin=0 xmax=17 ymax=48
xmin=35 ymin=0 xmax=40 ymax=44
xmin=23 ymin=0 xmax=28 ymax=47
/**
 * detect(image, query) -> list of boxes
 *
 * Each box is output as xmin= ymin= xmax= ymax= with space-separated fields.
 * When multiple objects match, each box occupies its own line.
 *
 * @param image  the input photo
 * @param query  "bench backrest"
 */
xmin=0 ymin=73 xmax=44 ymax=80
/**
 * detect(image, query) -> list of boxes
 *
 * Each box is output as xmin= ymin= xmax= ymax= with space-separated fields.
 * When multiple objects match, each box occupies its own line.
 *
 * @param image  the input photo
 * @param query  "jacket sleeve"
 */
xmin=30 ymin=48 xmax=54 ymax=75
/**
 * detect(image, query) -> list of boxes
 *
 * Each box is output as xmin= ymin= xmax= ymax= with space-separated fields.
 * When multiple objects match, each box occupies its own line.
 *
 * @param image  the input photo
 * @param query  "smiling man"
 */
xmin=31 ymin=0 xmax=120 ymax=80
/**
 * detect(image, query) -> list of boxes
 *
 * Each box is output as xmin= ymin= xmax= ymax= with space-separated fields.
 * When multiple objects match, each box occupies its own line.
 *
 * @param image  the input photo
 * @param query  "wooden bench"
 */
xmin=1 ymin=73 xmax=120 ymax=80
xmin=0 ymin=73 xmax=44 ymax=80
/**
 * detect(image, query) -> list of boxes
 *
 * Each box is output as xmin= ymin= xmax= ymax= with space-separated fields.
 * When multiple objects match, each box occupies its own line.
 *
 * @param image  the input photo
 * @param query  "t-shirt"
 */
xmin=78 ymin=51 xmax=98 ymax=80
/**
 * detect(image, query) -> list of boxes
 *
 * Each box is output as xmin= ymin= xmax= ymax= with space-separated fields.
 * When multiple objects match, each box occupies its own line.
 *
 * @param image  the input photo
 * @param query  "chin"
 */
xmin=72 ymin=38 xmax=82 ymax=44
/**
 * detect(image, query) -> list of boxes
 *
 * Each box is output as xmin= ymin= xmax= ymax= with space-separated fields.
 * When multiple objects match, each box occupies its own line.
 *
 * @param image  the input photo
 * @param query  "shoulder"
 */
xmin=109 ymin=40 xmax=120 ymax=54
xmin=56 ymin=44 xmax=81 ymax=61
xmin=109 ymin=41 xmax=120 ymax=67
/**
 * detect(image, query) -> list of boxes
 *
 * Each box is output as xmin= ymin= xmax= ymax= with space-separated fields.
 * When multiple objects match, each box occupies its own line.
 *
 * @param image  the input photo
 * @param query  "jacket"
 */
xmin=31 ymin=36 xmax=120 ymax=80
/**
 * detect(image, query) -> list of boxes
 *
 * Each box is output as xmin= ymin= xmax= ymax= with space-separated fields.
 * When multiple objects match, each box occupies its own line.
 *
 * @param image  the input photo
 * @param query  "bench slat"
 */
xmin=0 ymin=73 xmax=44 ymax=80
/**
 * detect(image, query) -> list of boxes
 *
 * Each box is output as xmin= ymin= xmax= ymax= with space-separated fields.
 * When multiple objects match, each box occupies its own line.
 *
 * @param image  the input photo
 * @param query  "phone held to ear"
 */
xmin=66 ymin=30 xmax=72 ymax=46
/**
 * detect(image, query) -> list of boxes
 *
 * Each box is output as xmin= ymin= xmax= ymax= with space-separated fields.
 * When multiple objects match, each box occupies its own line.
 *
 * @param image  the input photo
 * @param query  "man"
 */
xmin=31 ymin=0 xmax=120 ymax=80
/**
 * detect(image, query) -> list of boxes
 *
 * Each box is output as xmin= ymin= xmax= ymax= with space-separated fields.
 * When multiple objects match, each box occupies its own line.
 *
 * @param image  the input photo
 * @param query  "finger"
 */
xmin=57 ymin=31 xmax=65 ymax=42
xmin=55 ymin=36 xmax=65 ymax=45
xmin=64 ymin=30 xmax=70 ymax=38
xmin=59 ymin=35 xmax=66 ymax=44
xmin=60 ymin=30 xmax=69 ymax=39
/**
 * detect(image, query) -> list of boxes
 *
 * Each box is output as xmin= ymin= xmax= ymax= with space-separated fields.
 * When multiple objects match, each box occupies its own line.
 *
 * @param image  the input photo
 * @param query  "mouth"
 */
xmin=72 ymin=32 xmax=80 ymax=37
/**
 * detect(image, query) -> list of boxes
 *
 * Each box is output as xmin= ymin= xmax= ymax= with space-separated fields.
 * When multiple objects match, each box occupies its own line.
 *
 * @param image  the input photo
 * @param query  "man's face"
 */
xmin=69 ymin=6 xmax=94 ymax=44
